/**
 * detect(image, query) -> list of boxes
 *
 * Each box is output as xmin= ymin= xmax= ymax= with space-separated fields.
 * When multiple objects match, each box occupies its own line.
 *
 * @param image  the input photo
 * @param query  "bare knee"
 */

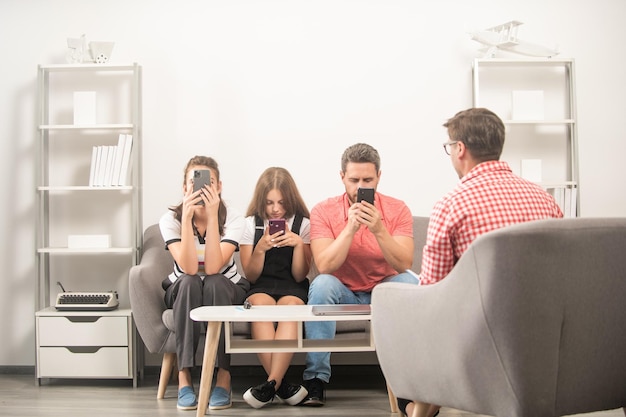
xmin=248 ymin=293 xmax=277 ymax=306
xmin=277 ymin=295 xmax=304 ymax=306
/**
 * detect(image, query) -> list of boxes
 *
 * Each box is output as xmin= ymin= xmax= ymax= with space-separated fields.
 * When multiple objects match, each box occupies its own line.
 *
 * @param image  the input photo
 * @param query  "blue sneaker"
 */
xmin=209 ymin=386 xmax=232 ymax=410
xmin=177 ymin=386 xmax=198 ymax=410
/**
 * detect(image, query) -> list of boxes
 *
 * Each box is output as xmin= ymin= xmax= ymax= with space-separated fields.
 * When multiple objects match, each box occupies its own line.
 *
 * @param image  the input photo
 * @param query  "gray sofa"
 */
xmin=129 ymin=216 xmax=429 ymax=395
xmin=372 ymin=218 xmax=626 ymax=417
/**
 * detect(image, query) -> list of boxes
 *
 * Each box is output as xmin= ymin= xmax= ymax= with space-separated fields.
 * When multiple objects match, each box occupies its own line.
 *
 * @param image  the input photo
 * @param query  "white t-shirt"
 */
xmin=240 ymin=215 xmax=311 ymax=246
xmin=159 ymin=205 xmax=245 ymax=285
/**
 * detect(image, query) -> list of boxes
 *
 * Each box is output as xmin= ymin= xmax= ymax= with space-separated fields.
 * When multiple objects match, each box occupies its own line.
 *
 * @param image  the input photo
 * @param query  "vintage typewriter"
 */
xmin=55 ymin=291 xmax=119 ymax=311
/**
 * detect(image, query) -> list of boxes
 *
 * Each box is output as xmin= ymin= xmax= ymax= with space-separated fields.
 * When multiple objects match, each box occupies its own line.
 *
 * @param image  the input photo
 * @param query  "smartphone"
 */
xmin=192 ymin=169 xmax=211 ymax=205
xmin=357 ymin=188 xmax=375 ymax=204
xmin=269 ymin=219 xmax=286 ymax=235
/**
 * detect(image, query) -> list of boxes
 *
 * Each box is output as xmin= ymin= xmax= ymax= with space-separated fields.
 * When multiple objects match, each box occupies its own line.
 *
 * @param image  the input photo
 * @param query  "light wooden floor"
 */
xmin=0 ymin=366 xmax=623 ymax=417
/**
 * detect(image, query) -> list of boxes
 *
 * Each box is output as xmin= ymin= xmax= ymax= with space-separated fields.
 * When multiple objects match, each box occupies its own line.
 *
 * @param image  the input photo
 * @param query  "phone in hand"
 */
xmin=357 ymin=188 xmax=375 ymax=204
xmin=192 ymin=169 xmax=211 ymax=205
xmin=269 ymin=219 xmax=286 ymax=235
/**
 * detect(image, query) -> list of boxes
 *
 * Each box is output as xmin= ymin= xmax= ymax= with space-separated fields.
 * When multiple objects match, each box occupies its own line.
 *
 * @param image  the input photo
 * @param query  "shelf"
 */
xmin=36 ymin=62 xmax=141 ymax=384
xmin=38 ymin=63 xmax=139 ymax=72
xmin=39 ymin=124 xmax=134 ymax=130
xmin=504 ymin=119 xmax=575 ymax=125
xmin=474 ymin=58 xmax=575 ymax=66
xmin=472 ymin=58 xmax=579 ymax=217
xmin=301 ymin=337 xmax=374 ymax=352
xmin=227 ymin=337 xmax=374 ymax=353
xmin=37 ymin=247 xmax=135 ymax=254
xmin=38 ymin=186 xmax=133 ymax=191
xmin=228 ymin=338 xmax=299 ymax=353
xmin=216 ymin=308 xmax=375 ymax=355
xmin=539 ymin=181 xmax=577 ymax=188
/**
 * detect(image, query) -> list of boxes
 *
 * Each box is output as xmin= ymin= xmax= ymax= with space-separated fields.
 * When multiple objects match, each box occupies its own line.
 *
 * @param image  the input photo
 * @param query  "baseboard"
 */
xmin=0 ymin=366 xmax=35 ymax=375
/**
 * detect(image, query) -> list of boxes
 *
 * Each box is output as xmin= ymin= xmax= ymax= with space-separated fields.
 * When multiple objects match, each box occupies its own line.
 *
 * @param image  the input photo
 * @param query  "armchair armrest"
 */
xmin=129 ymin=224 xmax=174 ymax=354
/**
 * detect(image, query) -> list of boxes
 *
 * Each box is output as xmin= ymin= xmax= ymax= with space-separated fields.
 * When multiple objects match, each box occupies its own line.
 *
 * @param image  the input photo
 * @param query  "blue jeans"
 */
xmin=303 ymin=271 xmax=419 ymax=383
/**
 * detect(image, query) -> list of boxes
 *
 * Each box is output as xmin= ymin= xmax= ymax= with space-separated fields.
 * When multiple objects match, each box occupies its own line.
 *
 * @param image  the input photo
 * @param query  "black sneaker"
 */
xmin=243 ymin=379 xmax=276 ymax=409
xmin=300 ymin=378 xmax=325 ymax=406
xmin=275 ymin=381 xmax=308 ymax=405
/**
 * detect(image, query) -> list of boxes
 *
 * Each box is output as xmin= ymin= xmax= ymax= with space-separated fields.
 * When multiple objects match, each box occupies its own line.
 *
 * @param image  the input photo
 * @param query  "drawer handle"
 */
xmin=65 ymin=346 xmax=103 ymax=354
xmin=64 ymin=316 xmax=102 ymax=323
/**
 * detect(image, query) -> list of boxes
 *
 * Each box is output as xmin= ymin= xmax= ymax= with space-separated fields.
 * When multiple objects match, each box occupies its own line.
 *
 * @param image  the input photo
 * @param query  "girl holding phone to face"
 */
xmin=239 ymin=167 xmax=312 ymax=409
xmin=159 ymin=155 xmax=249 ymax=411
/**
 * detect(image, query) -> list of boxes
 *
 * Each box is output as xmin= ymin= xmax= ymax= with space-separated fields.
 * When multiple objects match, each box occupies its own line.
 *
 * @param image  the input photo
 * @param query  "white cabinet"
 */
xmin=472 ymin=58 xmax=579 ymax=217
xmin=35 ymin=64 xmax=142 ymax=384
xmin=36 ymin=308 xmax=135 ymax=380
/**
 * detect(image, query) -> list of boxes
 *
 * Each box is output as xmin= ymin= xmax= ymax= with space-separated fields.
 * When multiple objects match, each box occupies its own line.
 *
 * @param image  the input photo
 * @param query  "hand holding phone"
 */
xmin=357 ymin=188 xmax=375 ymax=205
xmin=192 ymin=169 xmax=211 ymax=205
xmin=268 ymin=219 xmax=286 ymax=235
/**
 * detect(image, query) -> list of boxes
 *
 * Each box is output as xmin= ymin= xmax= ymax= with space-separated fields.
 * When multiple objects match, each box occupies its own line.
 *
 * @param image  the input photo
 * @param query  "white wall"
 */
xmin=1 ymin=0 xmax=625 ymax=366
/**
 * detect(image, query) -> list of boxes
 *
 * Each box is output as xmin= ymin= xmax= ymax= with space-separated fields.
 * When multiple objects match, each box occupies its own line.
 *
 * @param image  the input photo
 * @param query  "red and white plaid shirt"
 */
xmin=419 ymin=160 xmax=563 ymax=285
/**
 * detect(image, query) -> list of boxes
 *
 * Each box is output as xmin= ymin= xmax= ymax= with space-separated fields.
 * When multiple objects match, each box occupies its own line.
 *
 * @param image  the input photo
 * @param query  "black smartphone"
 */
xmin=357 ymin=188 xmax=375 ymax=204
xmin=269 ymin=219 xmax=286 ymax=235
xmin=192 ymin=169 xmax=211 ymax=205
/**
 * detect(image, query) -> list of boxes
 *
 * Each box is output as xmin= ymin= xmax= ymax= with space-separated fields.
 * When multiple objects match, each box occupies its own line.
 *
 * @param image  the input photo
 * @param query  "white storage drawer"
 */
xmin=38 ymin=346 xmax=130 ymax=377
xmin=38 ymin=316 xmax=128 ymax=346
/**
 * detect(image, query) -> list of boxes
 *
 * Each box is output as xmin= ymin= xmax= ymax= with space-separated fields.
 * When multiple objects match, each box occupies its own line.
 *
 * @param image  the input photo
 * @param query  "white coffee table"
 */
xmin=189 ymin=304 xmax=397 ymax=416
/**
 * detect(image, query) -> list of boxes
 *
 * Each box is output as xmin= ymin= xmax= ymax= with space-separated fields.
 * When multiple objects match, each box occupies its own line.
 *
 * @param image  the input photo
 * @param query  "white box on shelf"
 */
xmin=520 ymin=159 xmax=542 ymax=182
xmin=511 ymin=90 xmax=544 ymax=120
xmin=67 ymin=234 xmax=111 ymax=249
xmin=73 ymin=91 xmax=97 ymax=125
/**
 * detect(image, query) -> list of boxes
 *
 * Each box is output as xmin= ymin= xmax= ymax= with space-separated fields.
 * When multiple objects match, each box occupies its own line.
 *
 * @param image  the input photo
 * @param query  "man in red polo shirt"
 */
xmin=300 ymin=143 xmax=418 ymax=406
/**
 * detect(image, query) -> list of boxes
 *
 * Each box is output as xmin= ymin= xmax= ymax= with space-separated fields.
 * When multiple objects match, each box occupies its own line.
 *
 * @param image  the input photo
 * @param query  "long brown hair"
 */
xmin=169 ymin=155 xmax=228 ymax=236
xmin=246 ymin=167 xmax=310 ymax=220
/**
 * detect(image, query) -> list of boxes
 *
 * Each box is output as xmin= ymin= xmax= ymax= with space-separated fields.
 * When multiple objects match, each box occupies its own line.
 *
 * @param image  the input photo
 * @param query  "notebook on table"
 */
xmin=311 ymin=304 xmax=371 ymax=316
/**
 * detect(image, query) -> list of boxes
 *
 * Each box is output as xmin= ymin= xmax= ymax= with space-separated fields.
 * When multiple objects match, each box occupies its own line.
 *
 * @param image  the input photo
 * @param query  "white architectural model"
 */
xmin=470 ymin=21 xmax=559 ymax=58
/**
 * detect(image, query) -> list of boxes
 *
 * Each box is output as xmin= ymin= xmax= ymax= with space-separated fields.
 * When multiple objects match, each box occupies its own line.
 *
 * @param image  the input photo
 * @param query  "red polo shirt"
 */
xmin=310 ymin=192 xmax=413 ymax=292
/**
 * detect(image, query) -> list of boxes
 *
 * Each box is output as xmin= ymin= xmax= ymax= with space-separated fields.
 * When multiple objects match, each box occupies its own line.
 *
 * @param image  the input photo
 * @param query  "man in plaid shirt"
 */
xmin=399 ymin=107 xmax=563 ymax=417
xmin=420 ymin=107 xmax=564 ymax=286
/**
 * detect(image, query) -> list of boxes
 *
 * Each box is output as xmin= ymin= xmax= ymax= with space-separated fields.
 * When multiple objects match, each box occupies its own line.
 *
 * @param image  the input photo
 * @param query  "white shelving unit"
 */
xmin=35 ymin=63 xmax=142 ymax=385
xmin=472 ymin=58 xmax=579 ymax=217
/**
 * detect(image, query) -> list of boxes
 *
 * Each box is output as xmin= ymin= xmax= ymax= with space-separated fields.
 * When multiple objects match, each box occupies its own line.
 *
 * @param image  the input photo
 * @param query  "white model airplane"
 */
xmin=470 ymin=21 xmax=559 ymax=58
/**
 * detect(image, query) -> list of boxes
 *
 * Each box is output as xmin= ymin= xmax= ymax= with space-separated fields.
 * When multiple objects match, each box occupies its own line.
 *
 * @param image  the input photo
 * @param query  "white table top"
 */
xmin=190 ymin=304 xmax=372 ymax=322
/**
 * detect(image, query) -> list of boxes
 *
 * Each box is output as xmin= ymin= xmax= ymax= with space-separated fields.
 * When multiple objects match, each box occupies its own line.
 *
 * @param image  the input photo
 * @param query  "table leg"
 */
xmin=196 ymin=321 xmax=221 ymax=417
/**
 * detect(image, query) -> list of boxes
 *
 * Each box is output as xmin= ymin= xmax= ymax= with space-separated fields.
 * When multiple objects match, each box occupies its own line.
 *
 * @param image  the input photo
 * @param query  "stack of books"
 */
xmin=547 ymin=186 xmax=577 ymax=218
xmin=89 ymin=134 xmax=133 ymax=187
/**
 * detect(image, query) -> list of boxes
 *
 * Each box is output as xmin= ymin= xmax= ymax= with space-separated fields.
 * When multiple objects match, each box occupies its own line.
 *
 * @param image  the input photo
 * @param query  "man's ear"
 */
xmin=456 ymin=141 xmax=466 ymax=157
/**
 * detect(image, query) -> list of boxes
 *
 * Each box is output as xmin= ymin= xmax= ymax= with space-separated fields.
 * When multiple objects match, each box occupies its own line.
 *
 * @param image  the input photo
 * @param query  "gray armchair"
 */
xmin=128 ymin=224 xmax=176 ymax=399
xmin=372 ymin=218 xmax=626 ymax=417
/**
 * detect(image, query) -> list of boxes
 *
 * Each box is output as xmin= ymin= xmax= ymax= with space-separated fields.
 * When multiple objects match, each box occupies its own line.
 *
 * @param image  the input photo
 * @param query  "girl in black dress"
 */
xmin=239 ymin=167 xmax=312 ymax=409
